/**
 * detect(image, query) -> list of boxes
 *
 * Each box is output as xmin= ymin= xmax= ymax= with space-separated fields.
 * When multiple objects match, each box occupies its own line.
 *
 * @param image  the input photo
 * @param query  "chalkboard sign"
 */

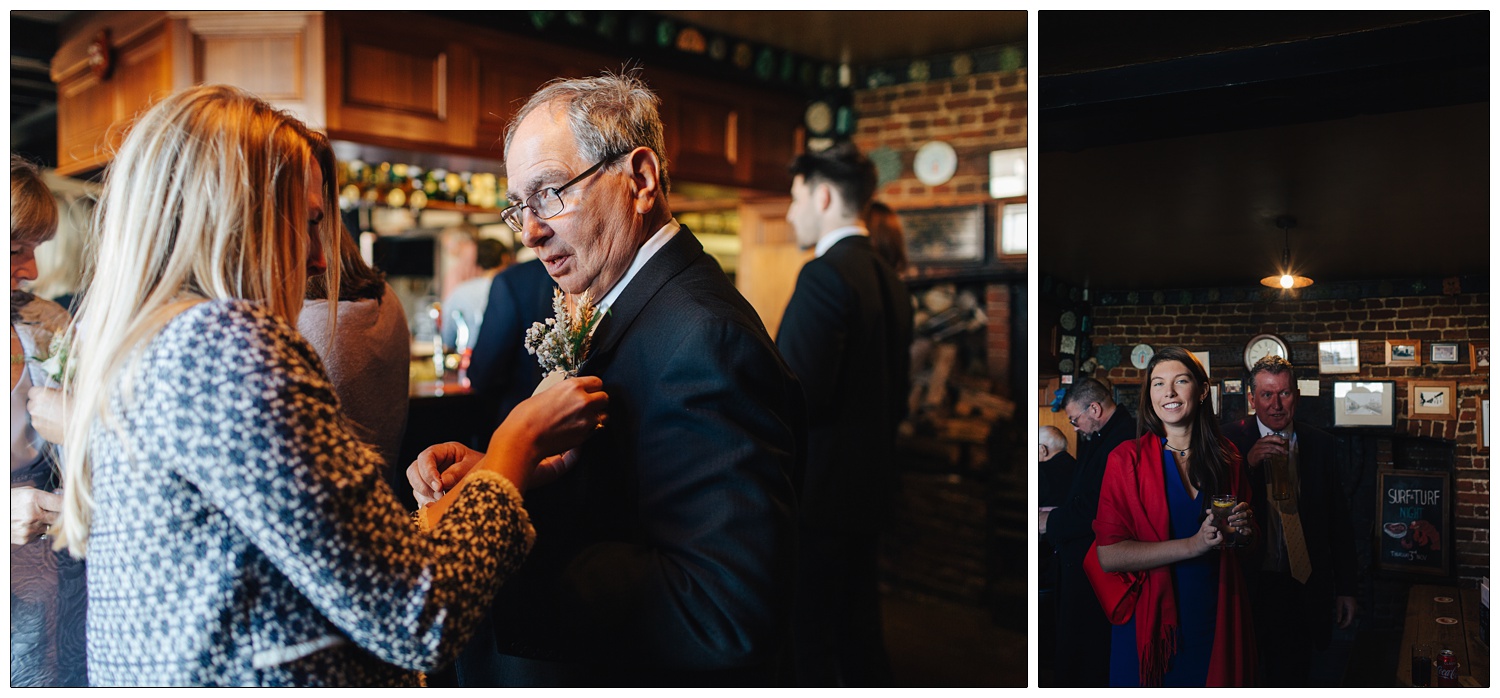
xmin=1374 ymin=469 xmax=1451 ymax=577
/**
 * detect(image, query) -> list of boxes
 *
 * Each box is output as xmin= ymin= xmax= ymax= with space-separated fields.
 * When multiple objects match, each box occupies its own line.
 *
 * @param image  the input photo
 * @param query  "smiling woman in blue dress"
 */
xmin=49 ymin=84 xmax=607 ymax=686
xmin=1092 ymin=346 xmax=1257 ymax=686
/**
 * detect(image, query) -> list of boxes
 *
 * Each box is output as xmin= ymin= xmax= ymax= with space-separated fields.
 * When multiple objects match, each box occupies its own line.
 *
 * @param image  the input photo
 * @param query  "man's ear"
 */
xmin=813 ymin=181 xmax=834 ymax=214
xmin=626 ymin=147 xmax=662 ymax=214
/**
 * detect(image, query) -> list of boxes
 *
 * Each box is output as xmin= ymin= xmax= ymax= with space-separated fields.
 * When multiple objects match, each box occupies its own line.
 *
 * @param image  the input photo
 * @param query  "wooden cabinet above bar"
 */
xmin=55 ymin=10 xmax=802 ymax=192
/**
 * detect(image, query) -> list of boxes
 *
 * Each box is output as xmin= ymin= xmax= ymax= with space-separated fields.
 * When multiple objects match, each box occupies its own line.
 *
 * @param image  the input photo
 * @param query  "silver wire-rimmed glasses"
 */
xmin=500 ymin=153 xmax=621 ymax=234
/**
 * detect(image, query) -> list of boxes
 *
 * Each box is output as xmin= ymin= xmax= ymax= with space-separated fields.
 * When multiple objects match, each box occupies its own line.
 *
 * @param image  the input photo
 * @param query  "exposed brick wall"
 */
xmin=853 ymin=67 xmax=1027 ymax=609
xmin=985 ymin=284 xmax=1013 ymax=394
xmin=852 ymin=70 xmax=1026 ymax=207
xmin=1088 ymin=291 xmax=1490 ymax=580
xmin=850 ymin=67 xmax=1027 ymax=396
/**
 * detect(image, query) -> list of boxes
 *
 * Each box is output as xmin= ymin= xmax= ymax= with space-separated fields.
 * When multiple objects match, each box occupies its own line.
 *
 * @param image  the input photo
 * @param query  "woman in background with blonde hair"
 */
xmin=52 ymin=84 xmax=607 ymax=686
xmin=10 ymin=154 xmax=87 ymax=687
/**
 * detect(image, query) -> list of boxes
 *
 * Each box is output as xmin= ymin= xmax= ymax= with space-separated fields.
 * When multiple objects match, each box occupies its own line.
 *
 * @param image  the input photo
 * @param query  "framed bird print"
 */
xmin=1407 ymin=380 xmax=1458 ymax=420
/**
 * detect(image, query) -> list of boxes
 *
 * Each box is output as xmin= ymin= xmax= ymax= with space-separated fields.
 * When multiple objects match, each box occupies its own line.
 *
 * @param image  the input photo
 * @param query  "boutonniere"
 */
xmin=30 ymin=326 xmax=73 ymax=387
xmin=524 ymin=289 xmax=605 ymax=389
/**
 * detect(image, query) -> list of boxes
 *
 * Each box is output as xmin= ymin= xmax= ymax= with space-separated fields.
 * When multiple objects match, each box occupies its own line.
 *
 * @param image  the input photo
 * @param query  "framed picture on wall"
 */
xmin=1318 ymin=340 xmax=1360 ymax=374
xmin=1333 ymin=380 xmax=1396 ymax=427
xmin=1408 ymin=380 xmax=1458 ymax=419
xmin=1430 ymin=342 xmax=1460 ymax=364
xmin=1374 ymin=469 xmax=1451 ymax=577
xmin=1385 ymin=340 xmax=1421 ymax=366
xmin=1223 ymin=379 xmax=1243 ymax=395
xmin=900 ymin=205 xmax=987 ymax=264
xmin=1471 ymin=344 xmax=1489 ymax=372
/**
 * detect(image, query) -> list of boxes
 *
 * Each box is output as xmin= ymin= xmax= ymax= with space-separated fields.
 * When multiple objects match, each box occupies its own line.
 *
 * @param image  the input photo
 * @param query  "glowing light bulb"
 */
xmin=1280 ymin=274 xmax=1294 ymax=289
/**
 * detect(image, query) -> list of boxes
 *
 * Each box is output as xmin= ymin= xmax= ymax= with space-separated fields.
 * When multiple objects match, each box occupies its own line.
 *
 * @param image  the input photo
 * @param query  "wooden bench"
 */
xmin=1397 ymin=583 xmax=1490 ymax=687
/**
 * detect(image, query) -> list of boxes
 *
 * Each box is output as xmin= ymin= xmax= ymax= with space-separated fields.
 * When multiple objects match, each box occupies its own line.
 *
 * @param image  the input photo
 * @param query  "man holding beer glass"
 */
xmin=1222 ymin=355 xmax=1359 ymax=687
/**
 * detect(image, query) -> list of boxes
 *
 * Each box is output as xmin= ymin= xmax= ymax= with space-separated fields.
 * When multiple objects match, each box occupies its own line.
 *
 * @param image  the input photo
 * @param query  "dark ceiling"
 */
xmin=1038 ymin=11 xmax=1489 ymax=292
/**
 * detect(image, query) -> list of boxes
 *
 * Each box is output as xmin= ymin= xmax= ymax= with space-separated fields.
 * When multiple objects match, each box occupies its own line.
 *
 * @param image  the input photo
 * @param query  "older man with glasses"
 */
xmin=1040 ymin=377 xmax=1133 ymax=686
xmin=411 ymin=71 xmax=804 ymax=687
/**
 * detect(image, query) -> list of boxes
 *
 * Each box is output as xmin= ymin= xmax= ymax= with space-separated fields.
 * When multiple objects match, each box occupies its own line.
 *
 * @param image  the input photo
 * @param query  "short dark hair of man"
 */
xmin=787 ymin=142 xmax=878 ymax=218
xmin=476 ymin=238 xmax=508 ymax=270
xmin=1064 ymin=376 xmax=1113 ymax=410
xmin=1247 ymin=353 xmax=1295 ymax=389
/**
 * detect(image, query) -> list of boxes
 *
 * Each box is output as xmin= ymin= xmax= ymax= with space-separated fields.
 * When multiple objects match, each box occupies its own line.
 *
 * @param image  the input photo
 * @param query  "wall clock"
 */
xmin=914 ymin=140 xmax=958 ymax=186
xmin=1131 ymin=343 xmax=1154 ymax=369
xmin=1243 ymin=333 xmax=1289 ymax=370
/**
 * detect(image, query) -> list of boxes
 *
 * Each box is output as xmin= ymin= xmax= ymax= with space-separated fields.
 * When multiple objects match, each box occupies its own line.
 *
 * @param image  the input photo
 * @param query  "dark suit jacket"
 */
xmin=1221 ymin=417 xmax=1359 ymax=647
xmin=489 ymin=226 xmax=805 ymax=685
xmin=1048 ymin=406 xmax=1134 ymax=570
xmin=1044 ymin=405 xmax=1133 ymax=686
xmin=466 ymin=258 xmax=557 ymax=428
xmin=1039 ymin=452 xmax=1078 ymax=510
xmin=775 ymin=235 xmax=913 ymax=532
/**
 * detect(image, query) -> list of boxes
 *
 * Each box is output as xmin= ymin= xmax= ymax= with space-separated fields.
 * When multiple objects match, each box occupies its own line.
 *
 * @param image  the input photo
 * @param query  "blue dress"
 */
xmin=1108 ymin=446 xmax=1219 ymax=686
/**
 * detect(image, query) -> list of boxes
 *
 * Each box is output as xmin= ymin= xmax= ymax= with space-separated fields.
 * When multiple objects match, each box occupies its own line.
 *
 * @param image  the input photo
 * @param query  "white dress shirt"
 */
xmin=814 ymin=225 xmax=868 ymax=258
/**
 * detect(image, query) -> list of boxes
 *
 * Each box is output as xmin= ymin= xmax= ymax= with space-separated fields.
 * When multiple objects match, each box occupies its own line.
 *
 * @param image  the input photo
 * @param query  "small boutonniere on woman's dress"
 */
xmin=524 ymin=288 xmax=605 ymax=394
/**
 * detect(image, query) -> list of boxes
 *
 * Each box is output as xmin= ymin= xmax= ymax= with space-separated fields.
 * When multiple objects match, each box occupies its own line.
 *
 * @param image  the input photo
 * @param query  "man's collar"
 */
xmin=814 ymin=225 xmax=867 ymax=258
xmin=598 ymin=217 xmax=680 ymax=312
xmin=1255 ymin=418 xmax=1295 ymax=438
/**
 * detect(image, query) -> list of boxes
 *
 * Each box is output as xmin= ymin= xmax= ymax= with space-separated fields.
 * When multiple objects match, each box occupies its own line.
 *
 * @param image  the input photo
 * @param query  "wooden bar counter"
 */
xmin=1398 ymin=583 xmax=1490 ymax=687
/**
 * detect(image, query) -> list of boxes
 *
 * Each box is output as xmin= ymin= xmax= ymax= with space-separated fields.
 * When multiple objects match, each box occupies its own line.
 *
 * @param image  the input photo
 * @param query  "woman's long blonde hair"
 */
xmin=53 ymin=85 xmax=340 ymax=557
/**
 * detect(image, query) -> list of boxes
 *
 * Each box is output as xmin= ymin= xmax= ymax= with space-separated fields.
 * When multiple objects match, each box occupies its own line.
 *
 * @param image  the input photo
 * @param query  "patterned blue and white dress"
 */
xmin=85 ymin=300 xmax=535 ymax=686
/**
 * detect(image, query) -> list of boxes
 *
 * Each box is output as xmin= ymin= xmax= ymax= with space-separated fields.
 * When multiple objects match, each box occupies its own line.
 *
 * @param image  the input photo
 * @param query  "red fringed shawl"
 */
xmin=1092 ymin=434 xmax=1257 ymax=686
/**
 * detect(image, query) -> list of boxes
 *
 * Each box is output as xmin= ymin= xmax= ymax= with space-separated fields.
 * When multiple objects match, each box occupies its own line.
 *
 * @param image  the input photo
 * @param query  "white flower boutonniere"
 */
xmin=524 ymin=289 xmax=605 ymax=392
xmin=30 ymin=327 xmax=73 ymax=387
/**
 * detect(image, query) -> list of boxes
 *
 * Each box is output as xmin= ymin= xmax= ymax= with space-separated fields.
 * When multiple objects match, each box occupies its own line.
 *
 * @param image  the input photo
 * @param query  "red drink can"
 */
xmin=1436 ymin=649 xmax=1459 ymax=687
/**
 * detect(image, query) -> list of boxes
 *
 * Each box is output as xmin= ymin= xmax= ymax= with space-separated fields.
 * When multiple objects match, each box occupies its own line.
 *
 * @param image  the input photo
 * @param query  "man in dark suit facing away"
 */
xmin=410 ymin=71 xmax=805 ymax=686
xmin=1222 ymin=355 xmax=1358 ymax=687
xmin=465 ymin=257 xmax=557 ymax=428
xmin=775 ymin=143 xmax=914 ymax=687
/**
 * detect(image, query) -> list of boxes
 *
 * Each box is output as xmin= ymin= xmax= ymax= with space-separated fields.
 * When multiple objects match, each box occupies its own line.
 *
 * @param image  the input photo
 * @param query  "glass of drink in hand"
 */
xmin=1211 ymin=495 xmax=1237 ymax=549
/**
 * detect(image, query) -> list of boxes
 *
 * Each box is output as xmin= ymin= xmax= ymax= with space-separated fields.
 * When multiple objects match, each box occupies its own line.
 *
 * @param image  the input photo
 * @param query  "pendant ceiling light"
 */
xmin=1260 ymin=215 xmax=1313 ymax=289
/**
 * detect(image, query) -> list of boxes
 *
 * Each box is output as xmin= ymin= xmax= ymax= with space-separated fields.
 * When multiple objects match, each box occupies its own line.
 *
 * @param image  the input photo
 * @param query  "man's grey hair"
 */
xmin=504 ymin=70 xmax=671 ymax=195
xmin=1247 ymin=354 xmax=1296 ymax=391
xmin=1063 ymin=376 xmax=1113 ymax=410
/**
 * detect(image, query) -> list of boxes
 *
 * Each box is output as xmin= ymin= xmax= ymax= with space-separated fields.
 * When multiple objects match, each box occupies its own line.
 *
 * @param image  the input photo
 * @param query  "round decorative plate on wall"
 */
xmin=1131 ymin=343 xmax=1155 ymax=370
xmin=914 ymin=140 xmax=958 ymax=186
xmin=804 ymin=101 xmax=833 ymax=136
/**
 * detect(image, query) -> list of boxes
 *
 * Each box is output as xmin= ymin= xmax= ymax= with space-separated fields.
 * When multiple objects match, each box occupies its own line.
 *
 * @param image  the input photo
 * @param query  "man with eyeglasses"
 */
xmin=413 ymin=72 xmax=804 ymax=686
xmin=1222 ymin=355 xmax=1358 ymax=687
xmin=1039 ymin=376 xmax=1131 ymax=686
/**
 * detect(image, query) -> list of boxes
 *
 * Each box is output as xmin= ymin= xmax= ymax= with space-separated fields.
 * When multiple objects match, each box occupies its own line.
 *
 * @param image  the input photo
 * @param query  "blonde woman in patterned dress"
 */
xmin=50 ymin=85 xmax=608 ymax=686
